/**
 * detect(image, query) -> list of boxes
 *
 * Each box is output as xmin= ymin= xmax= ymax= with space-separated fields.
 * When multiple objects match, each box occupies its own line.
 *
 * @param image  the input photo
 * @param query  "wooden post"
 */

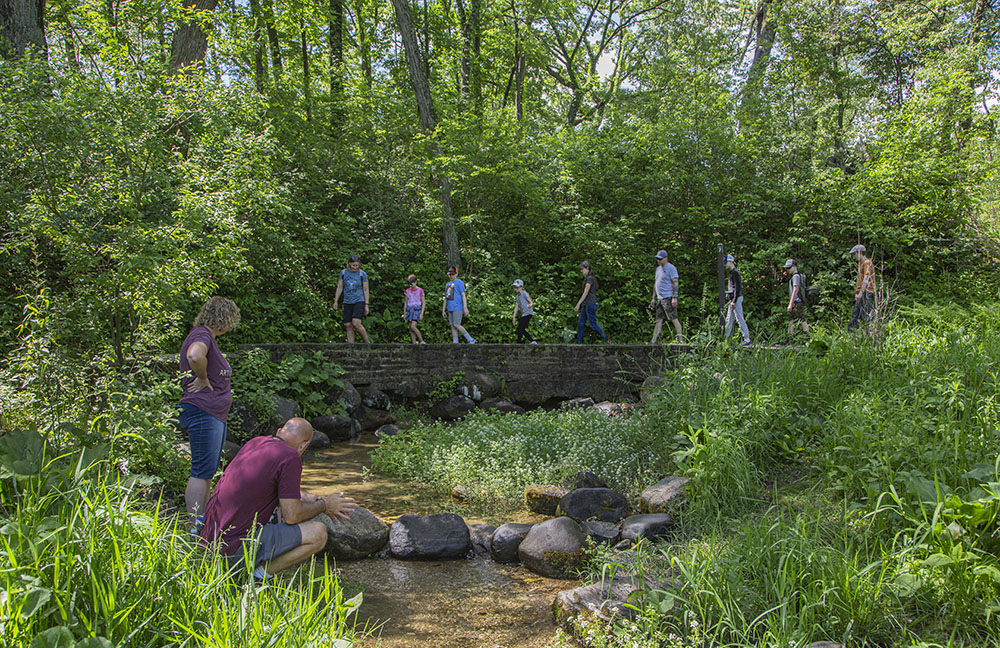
xmin=717 ymin=244 xmax=726 ymax=330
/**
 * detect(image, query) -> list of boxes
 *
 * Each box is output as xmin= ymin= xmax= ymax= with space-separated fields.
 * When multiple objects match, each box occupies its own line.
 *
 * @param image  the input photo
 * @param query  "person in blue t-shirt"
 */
xmin=442 ymin=265 xmax=476 ymax=344
xmin=649 ymin=250 xmax=683 ymax=344
xmin=334 ymin=256 xmax=371 ymax=343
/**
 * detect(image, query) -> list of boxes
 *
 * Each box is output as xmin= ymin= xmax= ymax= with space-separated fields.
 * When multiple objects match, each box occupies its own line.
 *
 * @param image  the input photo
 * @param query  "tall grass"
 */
xmin=0 ymin=429 xmax=359 ymax=647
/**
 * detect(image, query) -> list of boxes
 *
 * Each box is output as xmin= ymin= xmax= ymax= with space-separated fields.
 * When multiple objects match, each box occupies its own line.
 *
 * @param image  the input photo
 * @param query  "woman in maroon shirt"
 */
xmin=178 ymin=297 xmax=240 ymax=530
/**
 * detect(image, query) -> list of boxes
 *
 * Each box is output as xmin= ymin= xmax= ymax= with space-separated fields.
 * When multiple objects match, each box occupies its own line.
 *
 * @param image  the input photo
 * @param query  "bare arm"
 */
xmin=462 ymin=291 xmax=469 ymax=315
xmin=512 ymin=302 xmax=519 ymax=324
xmin=575 ymin=282 xmax=591 ymax=311
xmin=362 ymin=281 xmax=370 ymax=315
xmin=280 ymin=492 xmax=357 ymax=525
xmin=186 ymin=341 xmax=211 ymax=392
xmin=333 ymin=278 xmax=343 ymax=309
xmin=671 ymin=278 xmax=679 ymax=303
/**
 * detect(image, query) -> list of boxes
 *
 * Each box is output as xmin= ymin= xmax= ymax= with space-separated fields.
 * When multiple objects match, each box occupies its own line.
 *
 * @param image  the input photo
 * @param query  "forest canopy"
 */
xmin=1 ymin=0 xmax=998 ymax=355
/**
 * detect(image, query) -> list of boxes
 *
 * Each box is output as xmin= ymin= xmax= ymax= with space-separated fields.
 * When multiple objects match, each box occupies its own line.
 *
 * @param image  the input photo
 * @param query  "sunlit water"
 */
xmin=301 ymin=434 xmax=570 ymax=647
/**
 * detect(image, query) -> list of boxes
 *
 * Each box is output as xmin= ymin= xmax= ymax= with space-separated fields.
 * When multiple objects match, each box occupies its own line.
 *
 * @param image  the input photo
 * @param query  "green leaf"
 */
xmin=30 ymin=627 xmax=75 ymax=648
xmin=20 ymin=587 xmax=52 ymax=619
xmin=75 ymin=639 xmax=113 ymax=648
xmin=921 ymin=553 xmax=954 ymax=569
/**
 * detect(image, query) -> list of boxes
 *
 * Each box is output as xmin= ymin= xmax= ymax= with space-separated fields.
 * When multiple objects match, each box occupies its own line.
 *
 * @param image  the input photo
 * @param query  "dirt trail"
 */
xmin=301 ymin=435 xmax=569 ymax=648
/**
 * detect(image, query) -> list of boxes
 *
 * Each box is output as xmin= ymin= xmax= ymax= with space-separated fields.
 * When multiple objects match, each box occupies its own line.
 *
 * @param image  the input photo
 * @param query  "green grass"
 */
xmin=0 ymin=430 xmax=360 ymax=648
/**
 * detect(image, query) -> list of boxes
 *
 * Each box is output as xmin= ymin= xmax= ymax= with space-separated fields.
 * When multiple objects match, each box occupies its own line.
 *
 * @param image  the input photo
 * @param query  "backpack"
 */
xmin=798 ymin=273 xmax=820 ymax=305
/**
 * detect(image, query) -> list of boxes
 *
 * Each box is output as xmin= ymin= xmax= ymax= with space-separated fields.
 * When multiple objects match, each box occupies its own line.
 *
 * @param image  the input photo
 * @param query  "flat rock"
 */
xmin=620 ymin=514 xmax=673 ymax=542
xmin=564 ymin=397 xmax=596 ymax=409
xmin=480 ymin=398 xmax=525 ymax=415
xmin=558 ymin=488 xmax=630 ymax=523
xmin=491 ymin=523 xmax=533 ymax=564
xmin=518 ymin=517 xmax=587 ymax=579
xmin=525 ymin=485 xmax=570 ymax=515
xmin=593 ymin=401 xmax=624 ymax=417
xmin=553 ymin=573 xmax=681 ymax=629
xmin=307 ymin=430 xmax=330 ymax=451
xmin=807 ymin=643 xmax=842 ymax=648
xmin=310 ymin=415 xmax=357 ymax=441
xmin=640 ymin=476 xmax=689 ymax=513
xmin=389 ymin=513 xmax=471 ymax=560
xmin=429 ymin=395 xmax=476 ymax=421
xmin=375 ymin=423 xmax=400 ymax=439
xmin=451 ymin=484 xmax=474 ymax=501
xmin=468 ymin=523 xmax=496 ymax=557
xmin=566 ymin=471 xmax=608 ymax=490
xmin=581 ymin=520 xmax=619 ymax=546
xmin=318 ymin=507 xmax=389 ymax=560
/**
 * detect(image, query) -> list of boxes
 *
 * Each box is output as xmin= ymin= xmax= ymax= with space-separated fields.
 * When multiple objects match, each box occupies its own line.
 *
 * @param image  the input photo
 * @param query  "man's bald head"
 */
xmin=277 ymin=417 xmax=314 ymax=454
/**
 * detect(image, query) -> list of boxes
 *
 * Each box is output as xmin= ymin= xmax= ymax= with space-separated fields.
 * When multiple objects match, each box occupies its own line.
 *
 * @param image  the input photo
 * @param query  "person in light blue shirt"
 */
xmin=441 ymin=266 xmax=476 ymax=344
xmin=649 ymin=250 xmax=683 ymax=343
xmin=334 ymin=256 xmax=370 ymax=343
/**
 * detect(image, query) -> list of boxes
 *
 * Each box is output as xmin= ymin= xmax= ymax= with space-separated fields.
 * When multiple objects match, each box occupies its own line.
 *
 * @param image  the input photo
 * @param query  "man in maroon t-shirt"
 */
xmin=200 ymin=418 xmax=355 ymax=578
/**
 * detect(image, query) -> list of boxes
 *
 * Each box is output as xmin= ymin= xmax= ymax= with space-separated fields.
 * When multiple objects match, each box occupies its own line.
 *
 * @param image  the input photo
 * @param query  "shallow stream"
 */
xmin=301 ymin=435 xmax=570 ymax=647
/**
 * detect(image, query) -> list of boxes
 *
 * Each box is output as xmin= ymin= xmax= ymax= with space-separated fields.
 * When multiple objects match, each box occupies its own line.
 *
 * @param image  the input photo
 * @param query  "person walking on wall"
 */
xmin=782 ymin=258 xmax=810 ymax=344
xmin=724 ymin=254 xmax=751 ymax=347
xmin=512 ymin=279 xmax=537 ymax=344
xmin=403 ymin=274 xmax=426 ymax=344
xmin=650 ymin=250 xmax=683 ymax=344
xmin=443 ymin=266 xmax=476 ymax=344
xmin=334 ymin=256 xmax=370 ymax=343
xmin=178 ymin=296 xmax=241 ymax=532
xmin=848 ymin=244 xmax=876 ymax=333
xmin=574 ymin=261 xmax=610 ymax=343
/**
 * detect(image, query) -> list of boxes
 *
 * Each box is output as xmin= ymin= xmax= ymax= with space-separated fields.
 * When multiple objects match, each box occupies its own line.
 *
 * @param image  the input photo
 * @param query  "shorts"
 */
xmin=654 ymin=298 xmax=677 ymax=321
xmin=447 ymin=310 xmax=464 ymax=326
xmin=229 ymin=522 xmax=303 ymax=570
xmin=788 ymin=301 xmax=805 ymax=322
xmin=342 ymin=301 xmax=365 ymax=323
xmin=405 ymin=305 xmax=423 ymax=322
xmin=178 ymin=402 xmax=227 ymax=480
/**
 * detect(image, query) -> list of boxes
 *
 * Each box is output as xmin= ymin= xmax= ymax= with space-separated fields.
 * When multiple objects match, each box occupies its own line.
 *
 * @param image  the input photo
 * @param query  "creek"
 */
xmin=300 ymin=435 xmax=570 ymax=648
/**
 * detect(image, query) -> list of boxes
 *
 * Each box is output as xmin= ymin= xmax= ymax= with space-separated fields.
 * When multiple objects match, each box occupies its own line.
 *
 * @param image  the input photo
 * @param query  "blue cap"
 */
xmin=655 ymin=250 xmax=668 ymax=259
xmin=512 ymin=279 xmax=524 ymax=287
xmin=724 ymin=254 xmax=735 ymax=263
xmin=783 ymin=258 xmax=796 ymax=268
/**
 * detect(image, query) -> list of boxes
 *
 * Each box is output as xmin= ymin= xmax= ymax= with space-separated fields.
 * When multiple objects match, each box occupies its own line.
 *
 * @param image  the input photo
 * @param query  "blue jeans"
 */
xmin=576 ymin=303 xmax=608 ymax=343
xmin=178 ymin=403 xmax=227 ymax=479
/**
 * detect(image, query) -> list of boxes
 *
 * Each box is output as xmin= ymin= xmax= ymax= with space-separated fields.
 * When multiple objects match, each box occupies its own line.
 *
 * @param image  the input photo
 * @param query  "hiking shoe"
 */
xmin=188 ymin=515 xmax=204 ymax=537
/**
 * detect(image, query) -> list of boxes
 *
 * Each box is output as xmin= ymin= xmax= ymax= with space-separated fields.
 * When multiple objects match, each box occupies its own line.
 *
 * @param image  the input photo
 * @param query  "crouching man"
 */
xmin=200 ymin=417 xmax=356 ymax=580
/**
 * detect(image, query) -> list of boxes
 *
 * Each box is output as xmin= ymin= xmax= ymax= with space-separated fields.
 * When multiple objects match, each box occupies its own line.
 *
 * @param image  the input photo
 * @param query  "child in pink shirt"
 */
xmin=403 ymin=274 xmax=426 ymax=344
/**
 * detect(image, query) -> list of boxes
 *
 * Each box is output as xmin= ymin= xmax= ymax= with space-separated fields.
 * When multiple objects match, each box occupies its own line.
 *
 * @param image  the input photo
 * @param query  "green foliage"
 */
xmin=273 ymin=351 xmax=347 ymax=419
xmin=0 ymin=429 xmax=359 ymax=647
xmin=427 ymin=371 xmax=465 ymax=401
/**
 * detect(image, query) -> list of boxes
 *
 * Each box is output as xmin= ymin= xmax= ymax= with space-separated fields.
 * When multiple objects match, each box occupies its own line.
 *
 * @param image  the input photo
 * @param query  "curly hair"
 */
xmin=194 ymin=297 xmax=240 ymax=331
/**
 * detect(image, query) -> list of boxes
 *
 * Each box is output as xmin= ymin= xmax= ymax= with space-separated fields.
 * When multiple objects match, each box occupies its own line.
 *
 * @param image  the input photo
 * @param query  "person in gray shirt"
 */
xmin=724 ymin=254 xmax=751 ymax=347
xmin=512 ymin=279 xmax=537 ymax=344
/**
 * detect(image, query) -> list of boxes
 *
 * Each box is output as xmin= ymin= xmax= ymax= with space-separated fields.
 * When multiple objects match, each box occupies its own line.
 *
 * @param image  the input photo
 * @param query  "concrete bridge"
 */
xmin=243 ymin=343 xmax=690 ymax=406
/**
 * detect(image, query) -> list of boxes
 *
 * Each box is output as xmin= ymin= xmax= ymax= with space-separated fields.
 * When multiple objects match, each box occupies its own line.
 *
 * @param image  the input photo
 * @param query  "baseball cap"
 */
xmin=654 ymin=250 xmax=668 ymax=259
xmin=783 ymin=259 xmax=796 ymax=268
xmin=512 ymin=279 xmax=524 ymax=287
xmin=849 ymin=244 xmax=866 ymax=255
xmin=724 ymin=254 xmax=735 ymax=263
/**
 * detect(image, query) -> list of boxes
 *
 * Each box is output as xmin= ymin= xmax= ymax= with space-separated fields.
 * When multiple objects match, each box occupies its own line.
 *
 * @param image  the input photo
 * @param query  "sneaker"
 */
xmin=188 ymin=514 xmax=204 ymax=536
xmin=467 ymin=338 xmax=477 ymax=344
xmin=420 ymin=341 xmax=426 ymax=344
xmin=741 ymin=341 xmax=752 ymax=348
xmin=530 ymin=341 xmax=537 ymax=345
xmin=253 ymin=566 xmax=272 ymax=584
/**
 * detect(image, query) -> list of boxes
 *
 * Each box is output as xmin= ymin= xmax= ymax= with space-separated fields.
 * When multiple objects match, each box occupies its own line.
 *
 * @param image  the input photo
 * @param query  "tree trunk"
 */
xmin=329 ymin=0 xmax=344 ymax=124
xmin=261 ymin=0 xmax=282 ymax=76
xmin=390 ymin=0 xmax=461 ymax=268
xmin=249 ymin=0 xmax=267 ymax=92
xmin=301 ymin=18 xmax=312 ymax=121
xmin=168 ymin=0 xmax=219 ymax=74
xmin=354 ymin=0 xmax=373 ymax=88
xmin=0 ymin=0 xmax=47 ymax=59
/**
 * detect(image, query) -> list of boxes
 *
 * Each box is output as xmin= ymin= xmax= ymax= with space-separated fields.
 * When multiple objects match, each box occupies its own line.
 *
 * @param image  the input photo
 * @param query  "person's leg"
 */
xmin=352 ymin=319 xmax=370 ymax=343
xmin=516 ymin=316 xmax=526 ymax=343
xmin=725 ymin=304 xmax=734 ymax=338
xmin=180 ymin=405 xmax=226 ymax=525
xmin=450 ymin=323 xmax=459 ymax=343
xmin=848 ymin=298 xmax=863 ymax=332
xmin=651 ymin=318 xmax=664 ymax=343
xmin=414 ymin=323 xmax=424 ymax=343
xmin=344 ymin=322 xmax=355 ymax=343
xmin=862 ymin=292 xmax=874 ymax=326
xmin=587 ymin=304 xmax=609 ymax=342
xmin=734 ymin=297 xmax=750 ymax=344
xmin=185 ymin=478 xmax=210 ymax=522
xmin=264 ymin=520 xmax=326 ymax=575
xmin=522 ymin=315 xmax=534 ymax=343
xmin=576 ymin=309 xmax=587 ymax=343
xmin=671 ymin=318 xmax=684 ymax=344
xmin=409 ymin=321 xmax=417 ymax=343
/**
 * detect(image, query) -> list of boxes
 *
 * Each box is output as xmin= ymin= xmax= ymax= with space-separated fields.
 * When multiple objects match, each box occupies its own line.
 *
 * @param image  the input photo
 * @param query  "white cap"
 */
xmin=724 ymin=254 xmax=735 ymax=263
xmin=850 ymin=244 xmax=866 ymax=255
xmin=512 ymin=279 xmax=524 ymax=287
xmin=783 ymin=258 xmax=796 ymax=268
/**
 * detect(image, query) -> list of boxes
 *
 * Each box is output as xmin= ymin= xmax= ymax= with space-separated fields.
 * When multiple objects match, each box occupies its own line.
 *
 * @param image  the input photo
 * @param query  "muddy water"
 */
xmin=301 ymin=435 xmax=570 ymax=648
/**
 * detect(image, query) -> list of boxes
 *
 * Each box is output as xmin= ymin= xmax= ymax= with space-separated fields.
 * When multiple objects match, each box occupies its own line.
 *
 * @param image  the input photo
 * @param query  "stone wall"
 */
xmin=241 ymin=343 xmax=687 ymax=405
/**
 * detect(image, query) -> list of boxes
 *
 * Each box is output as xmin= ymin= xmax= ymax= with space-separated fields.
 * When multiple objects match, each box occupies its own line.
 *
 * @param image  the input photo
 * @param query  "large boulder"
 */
xmin=318 ymin=508 xmax=389 ymax=560
xmin=580 ymin=520 xmax=619 ymax=546
xmin=360 ymin=385 xmax=391 ymax=411
xmin=553 ymin=573 xmax=680 ymax=628
xmin=566 ymin=471 xmax=608 ymax=490
xmin=558 ymin=488 xmax=630 ymax=523
xmin=308 ymin=430 xmax=331 ymax=451
xmin=429 ymin=395 xmax=476 ymax=421
xmin=325 ymin=381 xmax=362 ymax=415
xmin=389 ymin=513 xmax=471 ymax=560
xmin=267 ymin=396 xmax=301 ymax=429
xmin=480 ymin=398 xmax=525 ymax=415
xmin=354 ymin=405 xmax=394 ymax=432
xmin=620 ymin=514 xmax=673 ymax=542
xmin=457 ymin=372 xmax=501 ymax=401
xmin=310 ymin=415 xmax=358 ymax=441
xmin=468 ymin=523 xmax=496 ymax=557
xmin=518 ymin=517 xmax=587 ymax=579
xmin=221 ymin=440 xmax=242 ymax=463
xmin=393 ymin=375 xmax=435 ymax=399
xmin=593 ymin=401 xmax=624 ymax=417
xmin=229 ymin=398 xmax=264 ymax=441
xmin=639 ymin=476 xmax=690 ymax=514
xmin=525 ymin=485 xmax=571 ymax=515
xmin=491 ymin=523 xmax=533 ymax=564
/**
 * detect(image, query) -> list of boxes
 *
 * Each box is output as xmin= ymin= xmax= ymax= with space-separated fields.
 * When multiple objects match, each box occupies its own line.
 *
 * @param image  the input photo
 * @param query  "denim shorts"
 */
xmin=405 ymin=305 xmax=423 ymax=322
xmin=178 ymin=402 xmax=227 ymax=479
